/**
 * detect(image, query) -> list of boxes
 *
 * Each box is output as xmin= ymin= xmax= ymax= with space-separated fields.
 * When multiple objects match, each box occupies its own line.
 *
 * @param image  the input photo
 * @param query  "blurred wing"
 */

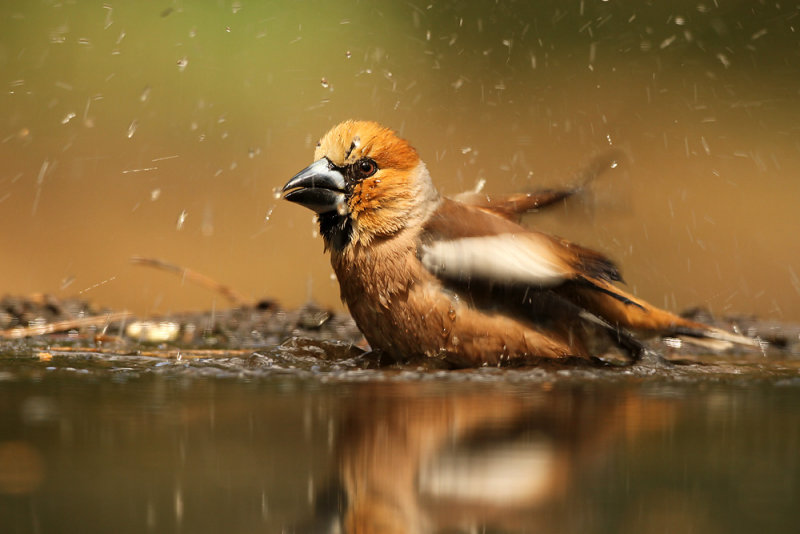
xmin=454 ymin=149 xmax=625 ymax=221
xmin=454 ymin=190 xmax=577 ymax=221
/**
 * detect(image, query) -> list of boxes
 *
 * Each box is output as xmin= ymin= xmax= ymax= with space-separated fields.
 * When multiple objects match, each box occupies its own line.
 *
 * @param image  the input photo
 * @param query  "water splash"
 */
xmin=31 ymin=160 xmax=49 ymax=216
xmin=176 ymin=210 xmax=188 ymax=230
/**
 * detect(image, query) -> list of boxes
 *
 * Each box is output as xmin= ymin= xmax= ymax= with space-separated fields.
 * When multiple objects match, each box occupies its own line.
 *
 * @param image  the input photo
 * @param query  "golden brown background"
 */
xmin=2 ymin=2 xmax=799 ymax=319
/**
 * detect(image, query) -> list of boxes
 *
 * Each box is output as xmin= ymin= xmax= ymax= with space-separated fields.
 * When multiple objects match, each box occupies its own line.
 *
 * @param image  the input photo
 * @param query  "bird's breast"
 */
xmin=330 ymin=235 xmax=451 ymax=356
xmin=328 ymin=228 xmax=584 ymax=365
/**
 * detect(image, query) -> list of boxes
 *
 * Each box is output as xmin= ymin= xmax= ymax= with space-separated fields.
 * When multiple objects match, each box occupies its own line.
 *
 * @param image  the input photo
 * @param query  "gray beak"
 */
xmin=282 ymin=158 xmax=347 ymax=214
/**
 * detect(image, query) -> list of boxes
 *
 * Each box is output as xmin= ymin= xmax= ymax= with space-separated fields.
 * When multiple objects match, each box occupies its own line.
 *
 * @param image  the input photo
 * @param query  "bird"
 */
xmin=281 ymin=120 xmax=757 ymax=367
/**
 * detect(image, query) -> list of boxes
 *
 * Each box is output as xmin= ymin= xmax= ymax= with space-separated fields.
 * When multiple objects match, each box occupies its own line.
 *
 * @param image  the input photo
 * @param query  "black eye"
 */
xmin=356 ymin=158 xmax=378 ymax=178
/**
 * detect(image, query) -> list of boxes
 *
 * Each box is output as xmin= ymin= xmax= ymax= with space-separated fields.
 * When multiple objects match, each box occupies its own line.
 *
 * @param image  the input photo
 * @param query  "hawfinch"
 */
xmin=282 ymin=120 xmax=755 ymax=366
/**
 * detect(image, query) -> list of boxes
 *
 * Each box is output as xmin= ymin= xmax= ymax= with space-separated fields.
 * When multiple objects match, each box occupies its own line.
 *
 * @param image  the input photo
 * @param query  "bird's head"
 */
xmin=282 ymin=120 xmax=439 ymax=251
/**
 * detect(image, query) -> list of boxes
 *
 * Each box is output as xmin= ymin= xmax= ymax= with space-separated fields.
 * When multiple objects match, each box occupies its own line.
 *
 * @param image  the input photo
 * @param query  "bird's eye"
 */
xmin=355 ymin=159 xmax=378 ymax=178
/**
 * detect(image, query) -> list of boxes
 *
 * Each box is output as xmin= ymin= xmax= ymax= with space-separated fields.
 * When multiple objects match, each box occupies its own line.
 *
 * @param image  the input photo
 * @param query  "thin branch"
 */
xmin=0 ymin=311 xmax=132 ymax=339
xmin=130 ymin=256 xmax=252 ymax=307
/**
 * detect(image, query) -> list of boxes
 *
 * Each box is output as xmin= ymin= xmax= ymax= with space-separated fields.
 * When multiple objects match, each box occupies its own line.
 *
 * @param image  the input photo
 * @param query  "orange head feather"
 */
xmin=311 ymin=120 xmax=439 ymax=247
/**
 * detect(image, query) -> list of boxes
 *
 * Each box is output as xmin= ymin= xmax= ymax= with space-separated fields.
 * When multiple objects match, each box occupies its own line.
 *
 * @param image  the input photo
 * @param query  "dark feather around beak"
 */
xmin=282 ymin=158 xmax=347 ymax=214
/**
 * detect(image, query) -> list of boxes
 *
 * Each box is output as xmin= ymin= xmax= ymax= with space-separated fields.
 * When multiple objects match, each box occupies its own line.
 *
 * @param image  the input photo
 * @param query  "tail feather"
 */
xmin=670 ymin=325 xmax=763 ymax=350
xmin=563 ymin=278 xmax=762 ymax=350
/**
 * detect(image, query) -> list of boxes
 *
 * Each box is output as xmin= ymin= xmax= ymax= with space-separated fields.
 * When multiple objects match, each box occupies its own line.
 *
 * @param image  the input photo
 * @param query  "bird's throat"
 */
xmin=318 ymin=211 xmax=354 ymax=252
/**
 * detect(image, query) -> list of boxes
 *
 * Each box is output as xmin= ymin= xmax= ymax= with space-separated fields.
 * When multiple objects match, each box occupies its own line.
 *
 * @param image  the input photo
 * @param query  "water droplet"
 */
xmin=150 ymin=189 xmax=161 ymax=201
xmin=176 ymin=210 xmax=188 ymax=230
xmin=49 ymin=29 xmax=67 ymax=44
xmin=126 ymin=119 xmax=138 ymax=139
xmin=345 ymin=50 xmax=351 ymax=59
xmin=201 ymin=206 xmax=214 ymax=236
xmin=447 ymin=308 xmax=456 ymax=321
xmin=56 ymin=275 xmax=75 ymax=291
xmin=225 ymin=26 xmax=231 ymax=33
xmin=140 ymin=85 xmax=151 ymax=103
xmin=103 ymin=4 xmax=113 ymax=29
xmin=441 ymin=327 xmax=449 ymax=338
xmin=320 ymin=77 xmax=329 ymax=88
xmin=177 ymin=57 xmax=189 ymax=71
xmin=61 ymin=112 xmax=76 ymax=125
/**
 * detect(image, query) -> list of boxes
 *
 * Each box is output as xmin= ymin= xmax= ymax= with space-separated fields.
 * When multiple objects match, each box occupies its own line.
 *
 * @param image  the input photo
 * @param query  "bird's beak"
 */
xmin=282 ymin=158 xmax=348 ymax=214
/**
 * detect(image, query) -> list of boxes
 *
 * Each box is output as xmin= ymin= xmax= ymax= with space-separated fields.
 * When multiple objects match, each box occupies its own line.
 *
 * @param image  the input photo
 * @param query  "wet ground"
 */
xmin=1 ymin=295 xmax=799 ymax=533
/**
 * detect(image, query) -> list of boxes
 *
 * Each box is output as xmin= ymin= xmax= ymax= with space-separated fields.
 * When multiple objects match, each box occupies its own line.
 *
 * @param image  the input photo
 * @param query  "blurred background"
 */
xmin=2 ymin=0 xmax=799 ymax=320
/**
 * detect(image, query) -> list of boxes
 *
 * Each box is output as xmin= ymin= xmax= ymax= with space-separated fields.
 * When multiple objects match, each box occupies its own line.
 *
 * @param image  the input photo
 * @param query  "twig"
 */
xmin=130 ymin=256 xmax=252 ymax=307
xmin=44 ymin=345 xmax=253 ymax=359
xmin=0 ymin=311 xmax=133 ymax=339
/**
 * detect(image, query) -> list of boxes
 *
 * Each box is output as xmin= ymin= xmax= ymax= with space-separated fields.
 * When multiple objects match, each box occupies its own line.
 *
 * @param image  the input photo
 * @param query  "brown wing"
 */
xmin=420 ymin=198 xmax=759 ymax=351
xmin=454 ymin=190 xmax=578 ymax=221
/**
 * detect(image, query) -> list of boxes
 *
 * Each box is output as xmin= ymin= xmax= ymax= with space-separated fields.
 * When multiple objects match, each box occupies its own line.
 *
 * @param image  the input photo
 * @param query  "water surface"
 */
xmin=1 ymin=351 xmax=798 ymax=533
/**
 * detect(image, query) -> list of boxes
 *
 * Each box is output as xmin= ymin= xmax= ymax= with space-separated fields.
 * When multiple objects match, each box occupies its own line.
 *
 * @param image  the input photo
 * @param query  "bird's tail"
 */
xmin=568 ymin=279 xmax=761 ymax=350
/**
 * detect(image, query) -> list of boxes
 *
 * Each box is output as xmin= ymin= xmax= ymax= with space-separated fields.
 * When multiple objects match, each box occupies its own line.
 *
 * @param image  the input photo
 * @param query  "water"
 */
xmin=1 ymin=351 xmax=798 ymax=533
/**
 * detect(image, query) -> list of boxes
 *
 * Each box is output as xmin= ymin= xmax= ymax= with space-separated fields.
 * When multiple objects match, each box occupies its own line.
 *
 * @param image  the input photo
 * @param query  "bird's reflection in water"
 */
xmin=296 ymin=381 xmax=676 ymax=534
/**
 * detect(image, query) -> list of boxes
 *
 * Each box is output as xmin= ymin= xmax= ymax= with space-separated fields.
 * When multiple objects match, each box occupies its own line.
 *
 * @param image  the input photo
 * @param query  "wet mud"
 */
xmin=1 ymin=293 xmax=798 ymax=380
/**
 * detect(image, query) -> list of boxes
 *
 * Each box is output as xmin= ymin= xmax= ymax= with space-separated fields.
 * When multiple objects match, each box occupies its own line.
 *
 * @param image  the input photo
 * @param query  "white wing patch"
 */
xmin=420 ymin=233 xmax=569 ymax=286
